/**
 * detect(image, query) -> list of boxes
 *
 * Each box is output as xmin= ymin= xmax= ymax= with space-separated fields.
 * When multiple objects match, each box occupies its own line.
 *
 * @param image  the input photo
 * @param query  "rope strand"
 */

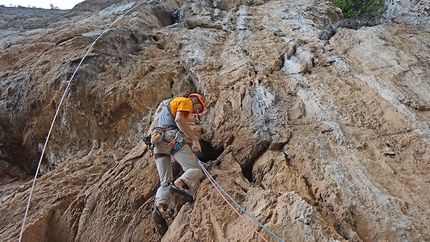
xmin=199 ymin=162 xmax=269 ymax=241
xmin=18 ymin=2 xmax=143 ymax=241
xmin=198 ymin=160 xmax=284 ymax=242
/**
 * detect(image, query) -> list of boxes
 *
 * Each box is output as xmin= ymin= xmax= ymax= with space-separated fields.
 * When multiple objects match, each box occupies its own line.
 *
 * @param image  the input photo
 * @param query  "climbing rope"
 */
xmin=198 ymin=160 xmax=284 ymax=242
xmin=18 ymin=2 xmax=144 ymax=242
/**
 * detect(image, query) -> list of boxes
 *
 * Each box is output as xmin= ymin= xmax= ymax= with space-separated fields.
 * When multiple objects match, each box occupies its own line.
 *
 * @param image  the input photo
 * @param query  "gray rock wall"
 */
xmin=0 ymin=0 xmax=429 ymax=241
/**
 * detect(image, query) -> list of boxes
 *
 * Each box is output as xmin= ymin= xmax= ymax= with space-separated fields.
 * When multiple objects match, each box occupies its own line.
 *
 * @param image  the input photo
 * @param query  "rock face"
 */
xmin=1 ymin=0 xmax=429 ymax=241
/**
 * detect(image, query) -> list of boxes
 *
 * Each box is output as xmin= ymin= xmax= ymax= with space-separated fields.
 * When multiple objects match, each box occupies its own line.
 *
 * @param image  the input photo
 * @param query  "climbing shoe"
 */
xmin=152 ymin=208 xmax=168 ymax=235
xmin=168 ymin=183 xmax=194 ymax=203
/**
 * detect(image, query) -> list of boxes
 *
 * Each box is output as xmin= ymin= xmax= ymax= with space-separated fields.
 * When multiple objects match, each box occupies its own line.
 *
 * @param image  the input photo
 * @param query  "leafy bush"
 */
xmin=331 ymin=0 xmax=387 ymax=18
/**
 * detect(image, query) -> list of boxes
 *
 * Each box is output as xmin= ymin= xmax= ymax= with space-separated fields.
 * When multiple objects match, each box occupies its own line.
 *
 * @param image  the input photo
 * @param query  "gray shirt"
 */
xmin=157 ymin=105 xmax=176 ymax=128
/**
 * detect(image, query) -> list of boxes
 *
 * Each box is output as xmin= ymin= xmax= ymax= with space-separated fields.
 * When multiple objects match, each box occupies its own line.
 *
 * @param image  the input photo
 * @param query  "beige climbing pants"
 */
xmin=153 ymin=129 xmax=203 ymax=207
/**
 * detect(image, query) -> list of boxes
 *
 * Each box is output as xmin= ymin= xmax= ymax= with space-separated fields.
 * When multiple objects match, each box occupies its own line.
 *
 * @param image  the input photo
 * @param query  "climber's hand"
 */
xmin=192 ymin=140 xmax=201 ymax=153
xmin=188 ymin=114 xmax=198 ymax=123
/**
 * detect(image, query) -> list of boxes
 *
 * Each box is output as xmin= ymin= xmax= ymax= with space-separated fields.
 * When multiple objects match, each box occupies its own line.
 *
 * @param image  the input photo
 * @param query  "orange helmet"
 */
xmin=188 ymin=93 xmax=206 ymax=113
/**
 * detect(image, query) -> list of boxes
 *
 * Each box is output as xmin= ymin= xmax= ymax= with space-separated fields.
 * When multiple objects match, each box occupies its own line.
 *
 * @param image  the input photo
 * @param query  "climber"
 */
xmin=150 ymin=93 xmax=206 ymax=235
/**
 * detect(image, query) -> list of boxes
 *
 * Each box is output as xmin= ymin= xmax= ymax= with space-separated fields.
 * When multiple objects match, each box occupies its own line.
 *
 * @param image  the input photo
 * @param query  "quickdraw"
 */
xmin=168 ymin=131 xmax=185 ymax=155
xmin=142 ymin=134 xmax=154 ymax=151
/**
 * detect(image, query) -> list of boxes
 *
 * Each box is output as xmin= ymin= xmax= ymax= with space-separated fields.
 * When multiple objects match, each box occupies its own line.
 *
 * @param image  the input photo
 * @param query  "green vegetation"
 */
xmin=331 ymin=0 xmax=387 ymax=18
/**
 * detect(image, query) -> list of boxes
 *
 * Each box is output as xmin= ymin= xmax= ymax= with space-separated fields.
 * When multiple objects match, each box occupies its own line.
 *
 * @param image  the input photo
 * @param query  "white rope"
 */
xmin=198 ymin=159 xmax=284 ymax=242
xmin=18 ymin=2 xmax=143 ymax=241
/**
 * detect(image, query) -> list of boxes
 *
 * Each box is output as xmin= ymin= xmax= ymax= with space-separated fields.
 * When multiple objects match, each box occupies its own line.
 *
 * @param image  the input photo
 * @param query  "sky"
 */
xmin=0 ymin=0 xmax=84 ymax=9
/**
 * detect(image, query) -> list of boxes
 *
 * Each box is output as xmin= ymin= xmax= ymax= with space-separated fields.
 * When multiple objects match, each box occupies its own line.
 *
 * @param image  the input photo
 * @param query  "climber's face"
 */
xmin=192 ymin=103 xmax=203 ymax=114
xmin=191 ymin=97 xmax=203 ymax=114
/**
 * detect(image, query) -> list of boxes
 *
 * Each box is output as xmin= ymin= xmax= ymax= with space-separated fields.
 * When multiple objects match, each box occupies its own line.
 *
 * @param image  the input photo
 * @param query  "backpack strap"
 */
xmin=164 ymin=98 xmax=177 ymax=125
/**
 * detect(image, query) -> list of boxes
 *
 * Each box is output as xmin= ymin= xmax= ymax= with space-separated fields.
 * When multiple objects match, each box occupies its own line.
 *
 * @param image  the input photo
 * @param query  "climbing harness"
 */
xmin=18 ymin=2 xmax=144 ymax=242
xmin=143 ymin=126 xmax=176 ymax=150
xmin=143 ymin=126 xmax=184 ymax=158
xmin=198 ymin=159 xmax=284 ymax=242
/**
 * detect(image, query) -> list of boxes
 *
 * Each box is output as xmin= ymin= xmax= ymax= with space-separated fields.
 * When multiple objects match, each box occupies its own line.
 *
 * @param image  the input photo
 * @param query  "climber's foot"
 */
xmin=152 ymin=208 xmax=168 ymax=235
xmin=168 ymin=183 xmax=194 ymax=203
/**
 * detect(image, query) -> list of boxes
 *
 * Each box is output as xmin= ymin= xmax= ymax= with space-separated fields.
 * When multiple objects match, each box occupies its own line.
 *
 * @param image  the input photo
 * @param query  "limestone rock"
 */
xmin=1 ymin=0 xmax=429 ymax=242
